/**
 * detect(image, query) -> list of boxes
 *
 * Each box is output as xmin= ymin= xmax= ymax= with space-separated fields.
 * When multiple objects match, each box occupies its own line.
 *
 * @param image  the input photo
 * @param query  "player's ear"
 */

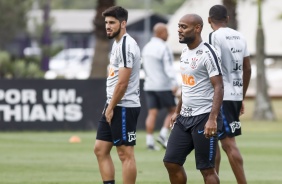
xmin=195 ymin=24 xmax=202 ymax=33
xmin=121 ymin=20 xmax=126 ymax=29
xmin=208 ymin=17 xmax=211 ymax=24
xmin=226 ymin=16 xmax=230 ymax=24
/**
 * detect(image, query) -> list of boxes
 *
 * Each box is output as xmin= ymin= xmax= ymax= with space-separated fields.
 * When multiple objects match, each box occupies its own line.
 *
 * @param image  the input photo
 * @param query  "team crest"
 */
xmin=190 ymin=57 xmax=198 ymax=70
xmin=128 ymin=131 xmax=136 ymax=142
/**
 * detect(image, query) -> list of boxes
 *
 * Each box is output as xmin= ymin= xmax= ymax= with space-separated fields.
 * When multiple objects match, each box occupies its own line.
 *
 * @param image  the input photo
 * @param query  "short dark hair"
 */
xmin=102 ymin=6 xmax=128 ymax=22
xmin=209 ymin=5 xmax=227 ymax=21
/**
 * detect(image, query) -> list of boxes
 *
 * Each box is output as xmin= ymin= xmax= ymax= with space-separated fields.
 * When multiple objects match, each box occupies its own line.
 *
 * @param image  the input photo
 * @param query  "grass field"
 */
xmin=0 ymin=99 xmax=282 ymax=184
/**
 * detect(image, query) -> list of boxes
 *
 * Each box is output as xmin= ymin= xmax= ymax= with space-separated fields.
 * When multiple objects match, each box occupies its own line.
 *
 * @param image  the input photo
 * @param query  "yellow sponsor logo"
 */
xmin=108 ymin=67 xmax=115 ymax=77
xmin=182 ymin=74 xmax=196 ymax=87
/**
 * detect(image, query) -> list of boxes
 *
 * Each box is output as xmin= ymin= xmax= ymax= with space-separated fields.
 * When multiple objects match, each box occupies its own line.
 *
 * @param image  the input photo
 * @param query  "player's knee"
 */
xmin=117 ymin=150 xmax=125 ymax=161
xmin=148 ymin=109 xmax=158 ymax=116
xmin=93 ymin=145 xmax=100 ymax=156
xmin=117 ymin=149 xmax=133 ymax=162
xmin=94 ymin=144 xmax=106 ymax=157
xmin=164 ymin=162 xmax=179 ymax=172
xmin=221 ymin=143 xmax=237 ymax=153
xmin=200 ymin=168 xmax=219 ymax=183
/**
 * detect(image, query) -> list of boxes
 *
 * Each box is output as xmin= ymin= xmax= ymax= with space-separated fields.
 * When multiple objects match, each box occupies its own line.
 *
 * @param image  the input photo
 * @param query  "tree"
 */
xmin=90 ymin=0 xmax=115 ymax=78
xmin=0 ymin=0 xmax=32 ymax=50
xmin=253 ymin=0 xmax=276 ymax=120
xmin=40 ymin=0 xmax=52 ymax=71
xmin=223 ymin=0 xmax=238 ymax=30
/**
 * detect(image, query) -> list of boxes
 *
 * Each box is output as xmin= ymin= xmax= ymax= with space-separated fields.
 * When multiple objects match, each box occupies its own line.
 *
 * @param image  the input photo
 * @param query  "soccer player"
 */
xmin=94 ymin=6 xmax=141 ymax=184
xmin=208 ymin=5 xmax=252 ymax=184
xmin=142 ymin=23 xmax=178 ymax=150
xmin=163 ymin=14 xmax=224 ymax=184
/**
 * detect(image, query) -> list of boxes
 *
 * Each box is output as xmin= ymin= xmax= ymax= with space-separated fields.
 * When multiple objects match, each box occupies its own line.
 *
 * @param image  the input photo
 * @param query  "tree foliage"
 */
xmin=0 ymin=0 xmax=32 ymax=50
xmin=50 ymin=0 xmax=186 ymax=15
xmin=51 ymin=0 xmax=96 ymax=9
xmin=0 ymin=51 xmax=44 ymax=78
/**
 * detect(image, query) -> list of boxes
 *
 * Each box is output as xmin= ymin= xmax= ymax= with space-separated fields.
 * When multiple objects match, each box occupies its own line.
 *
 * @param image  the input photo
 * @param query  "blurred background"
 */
xmin=0 ymin=0 xmax=281 ymax=130
xmin=1 ymin=1 xmax=282 ymax=183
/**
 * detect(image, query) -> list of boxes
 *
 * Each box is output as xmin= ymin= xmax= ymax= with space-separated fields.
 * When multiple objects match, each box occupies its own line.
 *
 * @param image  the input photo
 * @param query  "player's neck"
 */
xmin=187 ymin=37 xmax=202 ymax=50
xmin=213 ymin=23 xmax=227 ymax=31
xmin=115 ymin=29 xmax=127 ymax=42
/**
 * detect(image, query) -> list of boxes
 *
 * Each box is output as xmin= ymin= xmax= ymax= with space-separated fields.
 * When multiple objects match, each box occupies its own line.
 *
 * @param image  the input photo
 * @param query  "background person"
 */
xmin=142 ymin=23 xmax=179 ymax=150
xmin=208 ymin=5 xmax=252 ymax=184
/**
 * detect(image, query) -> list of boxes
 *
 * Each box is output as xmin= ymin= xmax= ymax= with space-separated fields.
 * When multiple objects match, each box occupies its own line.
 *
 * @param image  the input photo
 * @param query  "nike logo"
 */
xmin=198 ymin=130 xmax=204 ymax=134
xmin=113 ymin=139 xmax=120 ymax=144
xmin=218 ymin=132 xmax=224 ymax=137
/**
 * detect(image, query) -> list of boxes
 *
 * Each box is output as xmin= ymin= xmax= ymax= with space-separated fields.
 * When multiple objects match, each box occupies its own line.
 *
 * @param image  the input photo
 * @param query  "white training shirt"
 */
xmin=180 ymin=42 xmax=222 ymax=117
xmin=142 ymin=37 xmax=178 ymax=91
xmin=106 ymin=33 xmax=141 ymax=107
xmin=208 ymin=27 xmax=249 ymax=101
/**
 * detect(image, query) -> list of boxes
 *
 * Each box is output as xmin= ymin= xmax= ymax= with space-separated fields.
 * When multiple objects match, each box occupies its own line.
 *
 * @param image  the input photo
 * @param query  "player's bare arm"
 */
xmin=240 ymin=56 xmax=251 ymax=116
xmin=105 ymin=67 xmax=132 ymax=123
xmin=242 ymin=56 xmax=251 ymax=99
xmin=204 ymin=75 xmax=223 ymax=138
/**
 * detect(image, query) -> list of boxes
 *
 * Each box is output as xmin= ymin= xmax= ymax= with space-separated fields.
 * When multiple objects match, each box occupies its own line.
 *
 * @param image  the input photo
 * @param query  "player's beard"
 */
xmin=107 ymin=25 xmax=121 ymax=39
xmin=179 ymin=35 xmax=195 ymax=44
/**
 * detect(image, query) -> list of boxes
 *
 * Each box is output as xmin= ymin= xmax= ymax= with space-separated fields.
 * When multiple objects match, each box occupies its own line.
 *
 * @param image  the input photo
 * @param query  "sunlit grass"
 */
xmin=0 ymin=99 xmax=281 ymax=184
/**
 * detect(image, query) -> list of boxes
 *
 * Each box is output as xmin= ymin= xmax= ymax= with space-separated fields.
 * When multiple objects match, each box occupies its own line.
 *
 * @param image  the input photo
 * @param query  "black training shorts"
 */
xmin=163 ymin=113 xmax=221 ymax=170
xmin=144 ymin=91 xmax=176 ymax=109
xmin=218 ymin=101 xmax=242 ymax=140
xmin=96 ymin=104 xmax=140 ymax=146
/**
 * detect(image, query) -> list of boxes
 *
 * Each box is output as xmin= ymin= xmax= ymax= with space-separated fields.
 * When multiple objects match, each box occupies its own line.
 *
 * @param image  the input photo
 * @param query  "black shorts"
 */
xmin=144 ymin=91 xmax=176 ymax=109
xmin=218 ymin=101 xmax=242 ymax=140
xmin=96 ymin=104 xmax=140 ymax=146
xmin=163 ymin=113 xmax=221 ymax=170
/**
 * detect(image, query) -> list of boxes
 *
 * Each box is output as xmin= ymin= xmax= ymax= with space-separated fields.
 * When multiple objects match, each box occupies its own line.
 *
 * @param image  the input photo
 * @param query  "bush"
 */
xmin=0 ymin=50 xmax=44 ymax=78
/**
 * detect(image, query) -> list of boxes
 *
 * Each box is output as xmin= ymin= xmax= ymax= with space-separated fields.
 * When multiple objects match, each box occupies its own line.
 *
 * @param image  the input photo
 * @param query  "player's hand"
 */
xmin=105 ymin=108 xmax=113 ymax=125
xmin=204 ymin=119 xmax=217 ymax=139
xmin=240 ymin=101 xmax=245 ymax=116
xmin=170 ymin=112 xmax=179 ymax=128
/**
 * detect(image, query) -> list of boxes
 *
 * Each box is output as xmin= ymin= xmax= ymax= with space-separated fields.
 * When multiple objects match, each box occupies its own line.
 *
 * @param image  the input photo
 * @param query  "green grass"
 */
xmin=1 ymin=99 xmax=282 ymax=184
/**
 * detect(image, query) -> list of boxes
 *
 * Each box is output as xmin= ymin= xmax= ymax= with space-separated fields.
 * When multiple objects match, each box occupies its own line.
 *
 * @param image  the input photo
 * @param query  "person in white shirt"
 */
xmin=208 ymin=5 xmax=252 ymax=184
xmin=94 ymin=6 xmax=141 ymax=184
xmin=142 ymin=23 xmax=179 ymax=150
xmin=163 ymin=14 xmax=224 ymax=184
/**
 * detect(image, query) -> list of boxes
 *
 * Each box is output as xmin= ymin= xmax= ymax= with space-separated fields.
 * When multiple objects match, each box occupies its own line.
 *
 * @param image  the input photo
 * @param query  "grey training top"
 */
xmin=106 ymin=33 xmax=141 ymax=107
xmin=209 ymin=27 xmax=249 ymax=101
xmin=142 ymin=37 xmax=178 ymax=91
xmin=179 ymin=42 xmax=222 ymax=117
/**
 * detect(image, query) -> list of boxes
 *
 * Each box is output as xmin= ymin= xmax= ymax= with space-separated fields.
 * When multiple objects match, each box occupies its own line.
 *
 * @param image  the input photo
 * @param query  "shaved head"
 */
xmin=154 ymin=23 xmax=166 ymax=34
xmin=180 ymin=14 xmax=203 ymax=31
xmin=153 ymin=22 xmax=169 ymax=41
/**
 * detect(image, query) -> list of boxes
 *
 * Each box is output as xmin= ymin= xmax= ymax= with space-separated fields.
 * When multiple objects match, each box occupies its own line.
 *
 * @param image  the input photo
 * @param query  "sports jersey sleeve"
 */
xmin=118 ymin=36 xmax=134 ymax=69
xmin=162 ymin=46 xmax=178 ymax=87
xmin=209 ymin=32 xmax=222 ymax=57
xmin=242 ymin=36 xmax=250 ymax=57
xmin=204 ymin=43 xmax=222 ymax=78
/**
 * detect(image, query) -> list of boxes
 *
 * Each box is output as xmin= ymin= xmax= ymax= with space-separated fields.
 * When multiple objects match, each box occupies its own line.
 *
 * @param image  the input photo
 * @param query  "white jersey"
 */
xmin=180 ymin=42 xmax=222 ymax=117
xmin=208 ymin=27 xmax=249 ymax=101
xmin=106 ymin=33 xmax=141 ymax=107
xmin=142 ymin=37 xmax=178 ymax=91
